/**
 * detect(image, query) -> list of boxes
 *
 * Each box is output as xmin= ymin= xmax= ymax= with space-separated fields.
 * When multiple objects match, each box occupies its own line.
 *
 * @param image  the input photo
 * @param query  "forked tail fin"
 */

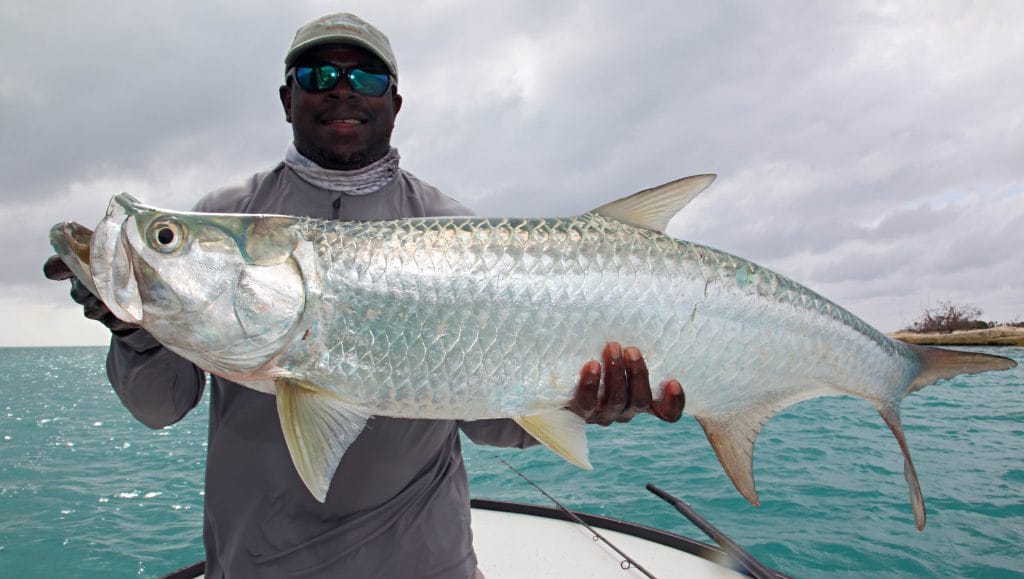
xmin=697 ymin=344 xmax=1017 ymax=530
xmin=880 ymin=344 xmax=1017 ymax=530
xmin=907 ymin=344 xmax=1017 ymax=393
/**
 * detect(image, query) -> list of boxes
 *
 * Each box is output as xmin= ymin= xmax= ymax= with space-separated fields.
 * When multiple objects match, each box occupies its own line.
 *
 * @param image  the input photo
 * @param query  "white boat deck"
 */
xmin=472 ymin=504 xmax=746 ymax=578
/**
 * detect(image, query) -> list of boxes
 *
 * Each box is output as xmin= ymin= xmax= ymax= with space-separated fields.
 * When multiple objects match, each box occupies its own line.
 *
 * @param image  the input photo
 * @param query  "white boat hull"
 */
xmin=160 ymin=499 xmax=762 ymax=578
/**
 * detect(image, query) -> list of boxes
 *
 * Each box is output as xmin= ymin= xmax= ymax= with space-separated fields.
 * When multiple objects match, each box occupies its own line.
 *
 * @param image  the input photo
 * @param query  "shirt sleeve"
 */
xmin=457 ymin=419 xmax=539 ymax=448
xmin=106 ymin=329 xmax=206 ymax=429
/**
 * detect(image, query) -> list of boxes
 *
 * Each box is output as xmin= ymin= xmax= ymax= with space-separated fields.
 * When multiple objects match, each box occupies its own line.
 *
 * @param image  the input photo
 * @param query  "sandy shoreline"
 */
xmin=888 ymin=325 xmax=1024 ymax=346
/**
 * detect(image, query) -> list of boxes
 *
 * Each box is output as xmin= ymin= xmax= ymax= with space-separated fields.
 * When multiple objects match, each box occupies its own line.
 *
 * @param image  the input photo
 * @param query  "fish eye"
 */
xmin=147 ymin=218 xmax=185 ymax=253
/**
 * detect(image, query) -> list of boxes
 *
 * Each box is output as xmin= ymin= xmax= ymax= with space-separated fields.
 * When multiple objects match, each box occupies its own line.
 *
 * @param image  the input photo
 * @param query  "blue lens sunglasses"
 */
xmin=287 ymin=63 xmax=393 ymax=97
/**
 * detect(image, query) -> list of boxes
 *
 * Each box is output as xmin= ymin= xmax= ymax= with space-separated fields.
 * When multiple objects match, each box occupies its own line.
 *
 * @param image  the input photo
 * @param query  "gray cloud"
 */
xmin=2 ymin=0 xmax=1022 ymax=345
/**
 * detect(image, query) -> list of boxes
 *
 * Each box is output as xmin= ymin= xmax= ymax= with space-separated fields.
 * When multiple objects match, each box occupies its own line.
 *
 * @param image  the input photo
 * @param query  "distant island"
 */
xmin=888 ymin=325 xmax=1024 ymax=346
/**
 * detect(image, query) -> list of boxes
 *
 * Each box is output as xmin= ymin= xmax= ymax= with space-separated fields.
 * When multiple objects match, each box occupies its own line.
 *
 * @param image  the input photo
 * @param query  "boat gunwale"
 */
xmin=159 ymin=498 xmax=762 ymax=578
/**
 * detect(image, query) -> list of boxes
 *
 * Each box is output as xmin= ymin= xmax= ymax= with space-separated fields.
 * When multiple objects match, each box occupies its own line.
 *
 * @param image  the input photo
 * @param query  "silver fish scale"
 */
xmin=280 ymin=213 xmax=918 ymax=420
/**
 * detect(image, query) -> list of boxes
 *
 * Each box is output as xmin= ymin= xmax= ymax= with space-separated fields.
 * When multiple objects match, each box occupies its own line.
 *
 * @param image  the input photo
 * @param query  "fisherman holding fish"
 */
xmin=44 ymin=12 xmax=685 ymax=579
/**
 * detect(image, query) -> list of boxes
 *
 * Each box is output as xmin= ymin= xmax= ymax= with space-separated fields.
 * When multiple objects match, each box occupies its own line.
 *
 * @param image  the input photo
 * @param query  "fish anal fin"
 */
xmin=515 ymin=410 xmax=592 ymax=470
xmin=275 ymin=377 xmax=369 ymax=502
xmin=907 ymin=344 xmax=1017 ymax=393
xmin=696 ymin=409 xmax=775 ymax=507
xmin=590 ymin=174 xmax=716 ymax=233
xmin=874 ymin=401 xmax=927 ymax=531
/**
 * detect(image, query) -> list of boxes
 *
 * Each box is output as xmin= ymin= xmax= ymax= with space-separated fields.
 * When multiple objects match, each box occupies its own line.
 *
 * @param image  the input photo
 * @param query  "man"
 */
xmin=45 ymin=12 xmax=685 ymax=578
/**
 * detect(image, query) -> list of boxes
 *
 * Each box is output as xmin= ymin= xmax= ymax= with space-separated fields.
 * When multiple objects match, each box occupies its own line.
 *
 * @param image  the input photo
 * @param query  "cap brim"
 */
xmin=285 ymin=36 xmax=397 ymax=78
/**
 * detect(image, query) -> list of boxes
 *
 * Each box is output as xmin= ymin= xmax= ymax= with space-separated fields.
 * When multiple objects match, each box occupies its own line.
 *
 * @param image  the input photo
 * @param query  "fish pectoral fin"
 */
xmin=696 ymin=406 xmax=779 ymax=508
xmin=874 ymin=401 xmax=926 ymax=531
xmin=515 ymin=410 xmax=592 ymax=470
xmin=589 ymin=174 xmax=716 ymax=233
xmin=275 ymin=377 xmax=369 ymax=503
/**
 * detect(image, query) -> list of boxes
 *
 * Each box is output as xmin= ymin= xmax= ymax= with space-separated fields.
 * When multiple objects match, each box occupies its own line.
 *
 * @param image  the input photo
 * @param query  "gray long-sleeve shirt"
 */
xmin=106 ymin=163 xmax=537 ymax=578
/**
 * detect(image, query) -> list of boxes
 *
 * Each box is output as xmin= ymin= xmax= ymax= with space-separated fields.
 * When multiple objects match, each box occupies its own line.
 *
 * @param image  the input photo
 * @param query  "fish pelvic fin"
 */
xmin=514 ymin=410 xmax=592 ymax=470
xmin=695 ymin=406 xmax=780 ymax=508
xmin=873 ymin=401 xmax=927 ymax=531
xmin=590 ymin=174 xmax=716 ymax=233
xmin=275 ymin=377 xmax=369 ymax=502
xmin=907 ymin=344 xmax=1017 ymax=393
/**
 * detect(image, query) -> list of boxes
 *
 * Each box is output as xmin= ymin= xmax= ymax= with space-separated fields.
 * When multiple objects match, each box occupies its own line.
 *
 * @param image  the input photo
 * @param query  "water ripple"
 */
xmin=1 ymin=346 xmax=1022 ymax=577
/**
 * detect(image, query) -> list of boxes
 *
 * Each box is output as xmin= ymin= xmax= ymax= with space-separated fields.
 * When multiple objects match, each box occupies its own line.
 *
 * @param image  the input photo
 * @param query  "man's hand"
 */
xmin=43 ymin=255 xmax=139 ymax=334
xmin=568 ymin=342 xmax=684 ymax=426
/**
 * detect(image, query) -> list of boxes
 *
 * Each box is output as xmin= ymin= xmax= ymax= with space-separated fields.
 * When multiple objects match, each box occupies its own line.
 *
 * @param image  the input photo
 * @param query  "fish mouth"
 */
xmin=89 ymin=194 xmax=152 ymax=325
xmin=49 ymin=221 xmax=97 ymax=295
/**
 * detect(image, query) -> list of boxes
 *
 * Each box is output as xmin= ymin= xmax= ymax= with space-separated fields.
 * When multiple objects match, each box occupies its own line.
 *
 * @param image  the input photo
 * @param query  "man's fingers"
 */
xmin=618 ymin=347 xmax=652 ymax=422
xmin=70 ymin=278 xmax=136 ymax=333
xmin=103 ymin=315 xmax=139 ymax=334
xmin=569 ymin=360 xmax=601 ymax=420
xmin=70 ymin=277 xmax=97 ymax=306
xmin=81 ymin=294 xmax=109 ymax=321
xmin=43 ymin=255 xmax=73 ymax=281
xmin=46 ymin=256 xmax=140 ymax=335
xmin=594 ymin=342 xmax=628 ymax=426
xmin=571 ymin=343 xmax=682 ymax=426
xmin=651 ymin=379 xmax=685 ymax=423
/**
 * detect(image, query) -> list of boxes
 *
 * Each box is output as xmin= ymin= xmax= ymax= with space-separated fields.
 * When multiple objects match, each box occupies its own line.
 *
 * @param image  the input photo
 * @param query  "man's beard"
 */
xmin=300 ymin=141 xmax=390 ymax=171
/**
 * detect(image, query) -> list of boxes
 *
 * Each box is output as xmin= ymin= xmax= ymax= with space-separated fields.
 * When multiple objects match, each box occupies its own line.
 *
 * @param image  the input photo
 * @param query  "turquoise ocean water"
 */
xmin=1 ymin=345 xmax=1021 ymax=578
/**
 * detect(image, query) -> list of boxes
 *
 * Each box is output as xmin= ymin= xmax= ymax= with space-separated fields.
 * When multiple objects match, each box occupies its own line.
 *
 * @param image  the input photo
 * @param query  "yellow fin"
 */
xmin=514 ymin=410 xmax=592 ymax=470
xmin=590 ymin=174 xmax=716 ymax=233
xmin=275 ymin=377 xmax=369 ymax=502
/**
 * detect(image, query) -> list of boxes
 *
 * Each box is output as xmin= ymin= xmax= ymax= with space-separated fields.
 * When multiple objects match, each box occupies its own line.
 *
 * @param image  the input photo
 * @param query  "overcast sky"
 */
xmin=3 ymin=0 xmax=1022 ymax=347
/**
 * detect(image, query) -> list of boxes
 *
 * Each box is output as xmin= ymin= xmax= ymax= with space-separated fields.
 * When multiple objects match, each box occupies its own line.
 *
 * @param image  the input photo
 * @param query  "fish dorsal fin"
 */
xmin=514 ymin=410 xmax=592 ymax=470
xmin=695 ymin=405 xmax=778 ymax=508
xmin=275 ymin=377 xmax=370 ymax=502
xmin=590 ymin=174 xmax=716 ymax=233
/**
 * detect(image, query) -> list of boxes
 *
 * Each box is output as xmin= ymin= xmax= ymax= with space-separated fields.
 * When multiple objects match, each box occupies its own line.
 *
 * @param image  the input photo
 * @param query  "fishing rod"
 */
xmin=646 ymin=483 xmax=781 ymax=579
xmin=498 ymin=458 xmax=658 ymax=578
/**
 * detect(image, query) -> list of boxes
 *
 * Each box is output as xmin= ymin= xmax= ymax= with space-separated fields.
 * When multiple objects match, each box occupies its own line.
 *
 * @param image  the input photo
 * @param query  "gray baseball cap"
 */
xmin=285 ymin=12 xmax=398 ymax=79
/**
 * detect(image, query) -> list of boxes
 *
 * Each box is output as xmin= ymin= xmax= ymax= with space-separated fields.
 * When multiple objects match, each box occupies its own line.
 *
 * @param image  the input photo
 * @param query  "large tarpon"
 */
xmin=50 ymin=174 xmax=1016 ymax=528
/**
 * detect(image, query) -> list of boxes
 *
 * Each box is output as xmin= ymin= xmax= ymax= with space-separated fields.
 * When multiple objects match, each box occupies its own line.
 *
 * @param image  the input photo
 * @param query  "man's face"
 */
xmin=280 ymin=44 xmax=403 ymax=170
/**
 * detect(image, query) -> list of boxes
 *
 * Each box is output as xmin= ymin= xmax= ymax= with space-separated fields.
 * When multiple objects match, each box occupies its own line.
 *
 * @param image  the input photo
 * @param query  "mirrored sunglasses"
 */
xmin=287 ymin=64 xmax=393 ymax=97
